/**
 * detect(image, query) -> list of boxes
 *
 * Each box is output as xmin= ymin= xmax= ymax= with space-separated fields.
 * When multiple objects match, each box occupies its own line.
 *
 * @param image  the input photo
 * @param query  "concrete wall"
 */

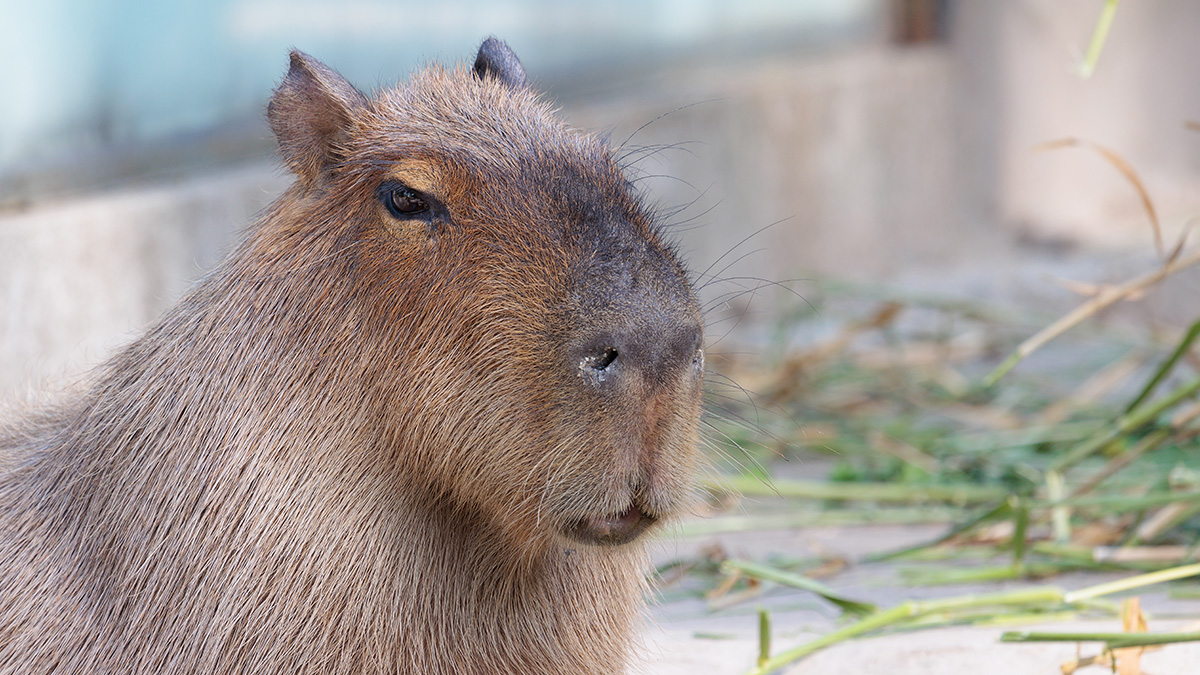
xmin=980 ymin=0 xmax=1200 ymax=251
xmin=0 ymin=165 xmax=289 ymax=402
xmin=0 ymin=0 xmax=881 ymax=205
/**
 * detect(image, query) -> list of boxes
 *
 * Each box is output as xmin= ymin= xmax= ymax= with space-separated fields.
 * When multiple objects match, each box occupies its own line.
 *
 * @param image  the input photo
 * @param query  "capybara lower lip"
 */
xmin=565 ymin=505 xmax=656 ymax=547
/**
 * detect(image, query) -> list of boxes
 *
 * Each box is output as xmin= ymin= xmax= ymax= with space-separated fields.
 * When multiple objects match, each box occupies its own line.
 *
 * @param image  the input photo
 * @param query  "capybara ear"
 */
xmin=268 ymin=50 xmax=368 ymax=182
xmin=473 ymin=37 xmax=529 ymax=89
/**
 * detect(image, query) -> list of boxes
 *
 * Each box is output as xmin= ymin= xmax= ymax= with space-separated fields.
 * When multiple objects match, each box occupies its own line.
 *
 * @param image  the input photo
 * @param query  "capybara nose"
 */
xmin=576 ymin=321 xmax=703 ymax=390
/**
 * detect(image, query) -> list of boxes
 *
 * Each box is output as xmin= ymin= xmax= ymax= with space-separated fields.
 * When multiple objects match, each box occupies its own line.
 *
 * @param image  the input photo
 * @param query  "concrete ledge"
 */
xmin=0 ymin=163 xmax=288 ymax=401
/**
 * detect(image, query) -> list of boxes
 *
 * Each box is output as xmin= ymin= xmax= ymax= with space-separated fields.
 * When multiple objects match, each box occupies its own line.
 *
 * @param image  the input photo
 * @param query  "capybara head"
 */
xmin=266 ymin=38 xmax=705 ymax=552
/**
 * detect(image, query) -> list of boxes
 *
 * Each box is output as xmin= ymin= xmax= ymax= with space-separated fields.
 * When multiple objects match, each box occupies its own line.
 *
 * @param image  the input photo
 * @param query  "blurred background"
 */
xmin=6 ymin=2 xmax=1200 ymax=672
xmin=3 ymin=0 xmax=1200 ymax=399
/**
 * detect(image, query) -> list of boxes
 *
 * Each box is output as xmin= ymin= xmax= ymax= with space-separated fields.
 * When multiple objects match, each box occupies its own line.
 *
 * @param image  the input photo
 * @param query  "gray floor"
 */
xmin=643 ymin=522 xmax=1200 ymax=674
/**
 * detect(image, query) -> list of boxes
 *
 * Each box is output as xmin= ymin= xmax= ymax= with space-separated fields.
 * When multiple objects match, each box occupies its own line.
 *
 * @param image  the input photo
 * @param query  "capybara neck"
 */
xmin=0 ymin=37 xmax=703 ymax=674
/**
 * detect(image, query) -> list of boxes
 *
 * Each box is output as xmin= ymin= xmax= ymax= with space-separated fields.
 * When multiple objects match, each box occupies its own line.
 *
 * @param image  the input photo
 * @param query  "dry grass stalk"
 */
xmin=1060 ymin=597 xmax=1148 ymax=675
xmin=984 ymin=245 xmax=1200 ymax=386
xmin=1050 ymin=276 xmax=1148 ymax=302
xmin=1034 ymin=354 xmax=1143 ymax=426
xmin=1034 ymin=137 xmax=1161 ymax=256
xmin=1135 ymin=500 xmax=1200 ymax=543
xmin=767 ymin=302 xmax=902 ymax=401
xmin=1069 ymin=429 xmax=1170 ymax=498
xmin=1113 ymin=597 xmax=1148 ymax=675
xmin=869 ymin=430 xmax=940 ymax=473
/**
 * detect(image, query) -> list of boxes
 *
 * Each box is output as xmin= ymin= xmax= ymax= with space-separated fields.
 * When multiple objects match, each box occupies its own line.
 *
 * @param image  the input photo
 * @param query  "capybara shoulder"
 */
xmin=0 ymin=37 xmax=703 ymax=675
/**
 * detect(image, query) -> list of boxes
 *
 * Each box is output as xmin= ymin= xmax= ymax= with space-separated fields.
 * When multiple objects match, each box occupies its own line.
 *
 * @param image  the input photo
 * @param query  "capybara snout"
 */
xmin=557 ymin=236 xmax=706 ymax=545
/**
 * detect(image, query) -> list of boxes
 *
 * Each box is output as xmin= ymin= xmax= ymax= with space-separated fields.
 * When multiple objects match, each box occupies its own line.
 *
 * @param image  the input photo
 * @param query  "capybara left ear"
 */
xmin=268 ymin=50 xmax=368 ymax=183
xmin=473 ymin=37 xmax=529 ymax=89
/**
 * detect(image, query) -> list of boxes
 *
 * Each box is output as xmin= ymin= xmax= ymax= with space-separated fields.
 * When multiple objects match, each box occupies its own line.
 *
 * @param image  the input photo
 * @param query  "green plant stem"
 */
xmin=1048 ymin=375 xmax=1200 ymax=472
xmin=742 ymin=588 xmax=1065 ymax=675
xmin=1002 ymin=631 xmax=1200 ymax=649
xmin=900 ymin=564 xmax=1028 ymax=586
xmin=757 ymin=607 xmax=771 ymax=667
xmin=1052 ymin=490 xmax=1200 ymax=510
xmin=1012 ymin=495 xmax=1030 ymax=567
xmin=1064 ymin=561 xmax=1200 ymax=603
xmin=866 ymin=499 xmax=1012 ymax=562
xmin=722 ymin=560 xmax=875 ymax=616
xmin=742 ymin=563 xmax=1200 ymax=673
xmin=1125 ymin=319 xmax=1200 ymax=412
xmin=1080 ymin=0 xmax=1120 ymax=78
xmin=708 ymin=475 xmax=1010 ymax=504
xmin=671 ymin=506 xmax=960 ymax=538
xmin=1070 ymin=429 xmax=1171 ymax=498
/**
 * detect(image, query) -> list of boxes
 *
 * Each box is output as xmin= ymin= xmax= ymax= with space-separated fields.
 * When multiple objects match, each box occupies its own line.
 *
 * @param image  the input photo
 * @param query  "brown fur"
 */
xmin=0 ymin=39 xmax=704 ymax=674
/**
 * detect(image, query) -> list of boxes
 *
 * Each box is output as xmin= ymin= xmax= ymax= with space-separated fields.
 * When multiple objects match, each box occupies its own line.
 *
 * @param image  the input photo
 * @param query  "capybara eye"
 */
xmin=382 ymin=183 xmax=429 ymax=218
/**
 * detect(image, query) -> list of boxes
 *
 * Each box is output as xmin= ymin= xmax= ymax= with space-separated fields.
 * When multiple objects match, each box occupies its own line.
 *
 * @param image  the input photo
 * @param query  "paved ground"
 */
xmin=641 ymin=523 xmax=1200 ymax=675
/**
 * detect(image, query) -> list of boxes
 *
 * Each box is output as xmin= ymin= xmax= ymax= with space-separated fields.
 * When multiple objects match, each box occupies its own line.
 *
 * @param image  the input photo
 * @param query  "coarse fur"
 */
xmin=0 ymin=39 xmax=704 ymax=674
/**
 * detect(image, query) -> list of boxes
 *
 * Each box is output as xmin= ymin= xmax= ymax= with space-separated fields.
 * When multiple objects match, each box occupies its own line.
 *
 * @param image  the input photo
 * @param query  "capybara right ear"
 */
xmin=268 ymin=51 xmax=368 ymax=183
xmin=473 ymin=37 xmax=529 ymax=89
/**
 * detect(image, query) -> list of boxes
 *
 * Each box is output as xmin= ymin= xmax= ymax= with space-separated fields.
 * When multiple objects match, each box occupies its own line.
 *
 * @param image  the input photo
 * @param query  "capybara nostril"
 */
xmin=576 ymin=321 xmax=703 ymax=390
xmin=579 ymin=345 xmax=620 ymax=381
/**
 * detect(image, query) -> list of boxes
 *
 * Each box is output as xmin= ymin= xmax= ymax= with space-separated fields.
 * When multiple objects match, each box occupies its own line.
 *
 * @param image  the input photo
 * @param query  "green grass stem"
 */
xmin=1048 ymin=375 xmax=1200 ymax=472
xmin=1080 ymin=0 xmax=1120 ymax=78
xmin=1124 ymin=319 xmax=1200 ymax=412
xmin=1002 ymin=630 xmax=1200 ymax=649
xmin=709 ymin=475 xmax=1011 ymax=504
xmin=723 ymin=560 xmax=876 ymax=617
xmin=757 ymin=607 xmax=771 ymax=667
xmin=1063 ymin=562 xmax=1200 ymax=603
xmin=743 ymin=588 xmax=1066 ymax=675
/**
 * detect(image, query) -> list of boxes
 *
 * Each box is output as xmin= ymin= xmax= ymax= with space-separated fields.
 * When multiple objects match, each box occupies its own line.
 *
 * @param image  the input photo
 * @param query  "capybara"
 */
xmin=0 ymin=38 xmax=704 ymax=674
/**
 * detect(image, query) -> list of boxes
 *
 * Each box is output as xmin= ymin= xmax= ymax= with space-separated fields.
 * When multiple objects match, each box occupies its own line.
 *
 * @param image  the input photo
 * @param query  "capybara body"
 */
xmin=0 ymin=39 xmax=704 ymax=674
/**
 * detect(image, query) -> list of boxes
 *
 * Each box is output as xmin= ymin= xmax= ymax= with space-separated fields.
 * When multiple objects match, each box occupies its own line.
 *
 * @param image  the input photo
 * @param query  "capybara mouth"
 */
xmin=564 ymin=504 xmax=657 ymax=547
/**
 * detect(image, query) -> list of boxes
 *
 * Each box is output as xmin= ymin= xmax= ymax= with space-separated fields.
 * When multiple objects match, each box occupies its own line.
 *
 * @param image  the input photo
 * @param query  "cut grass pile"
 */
xmin=671 ymin=250 xmax=1200 ymax=673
